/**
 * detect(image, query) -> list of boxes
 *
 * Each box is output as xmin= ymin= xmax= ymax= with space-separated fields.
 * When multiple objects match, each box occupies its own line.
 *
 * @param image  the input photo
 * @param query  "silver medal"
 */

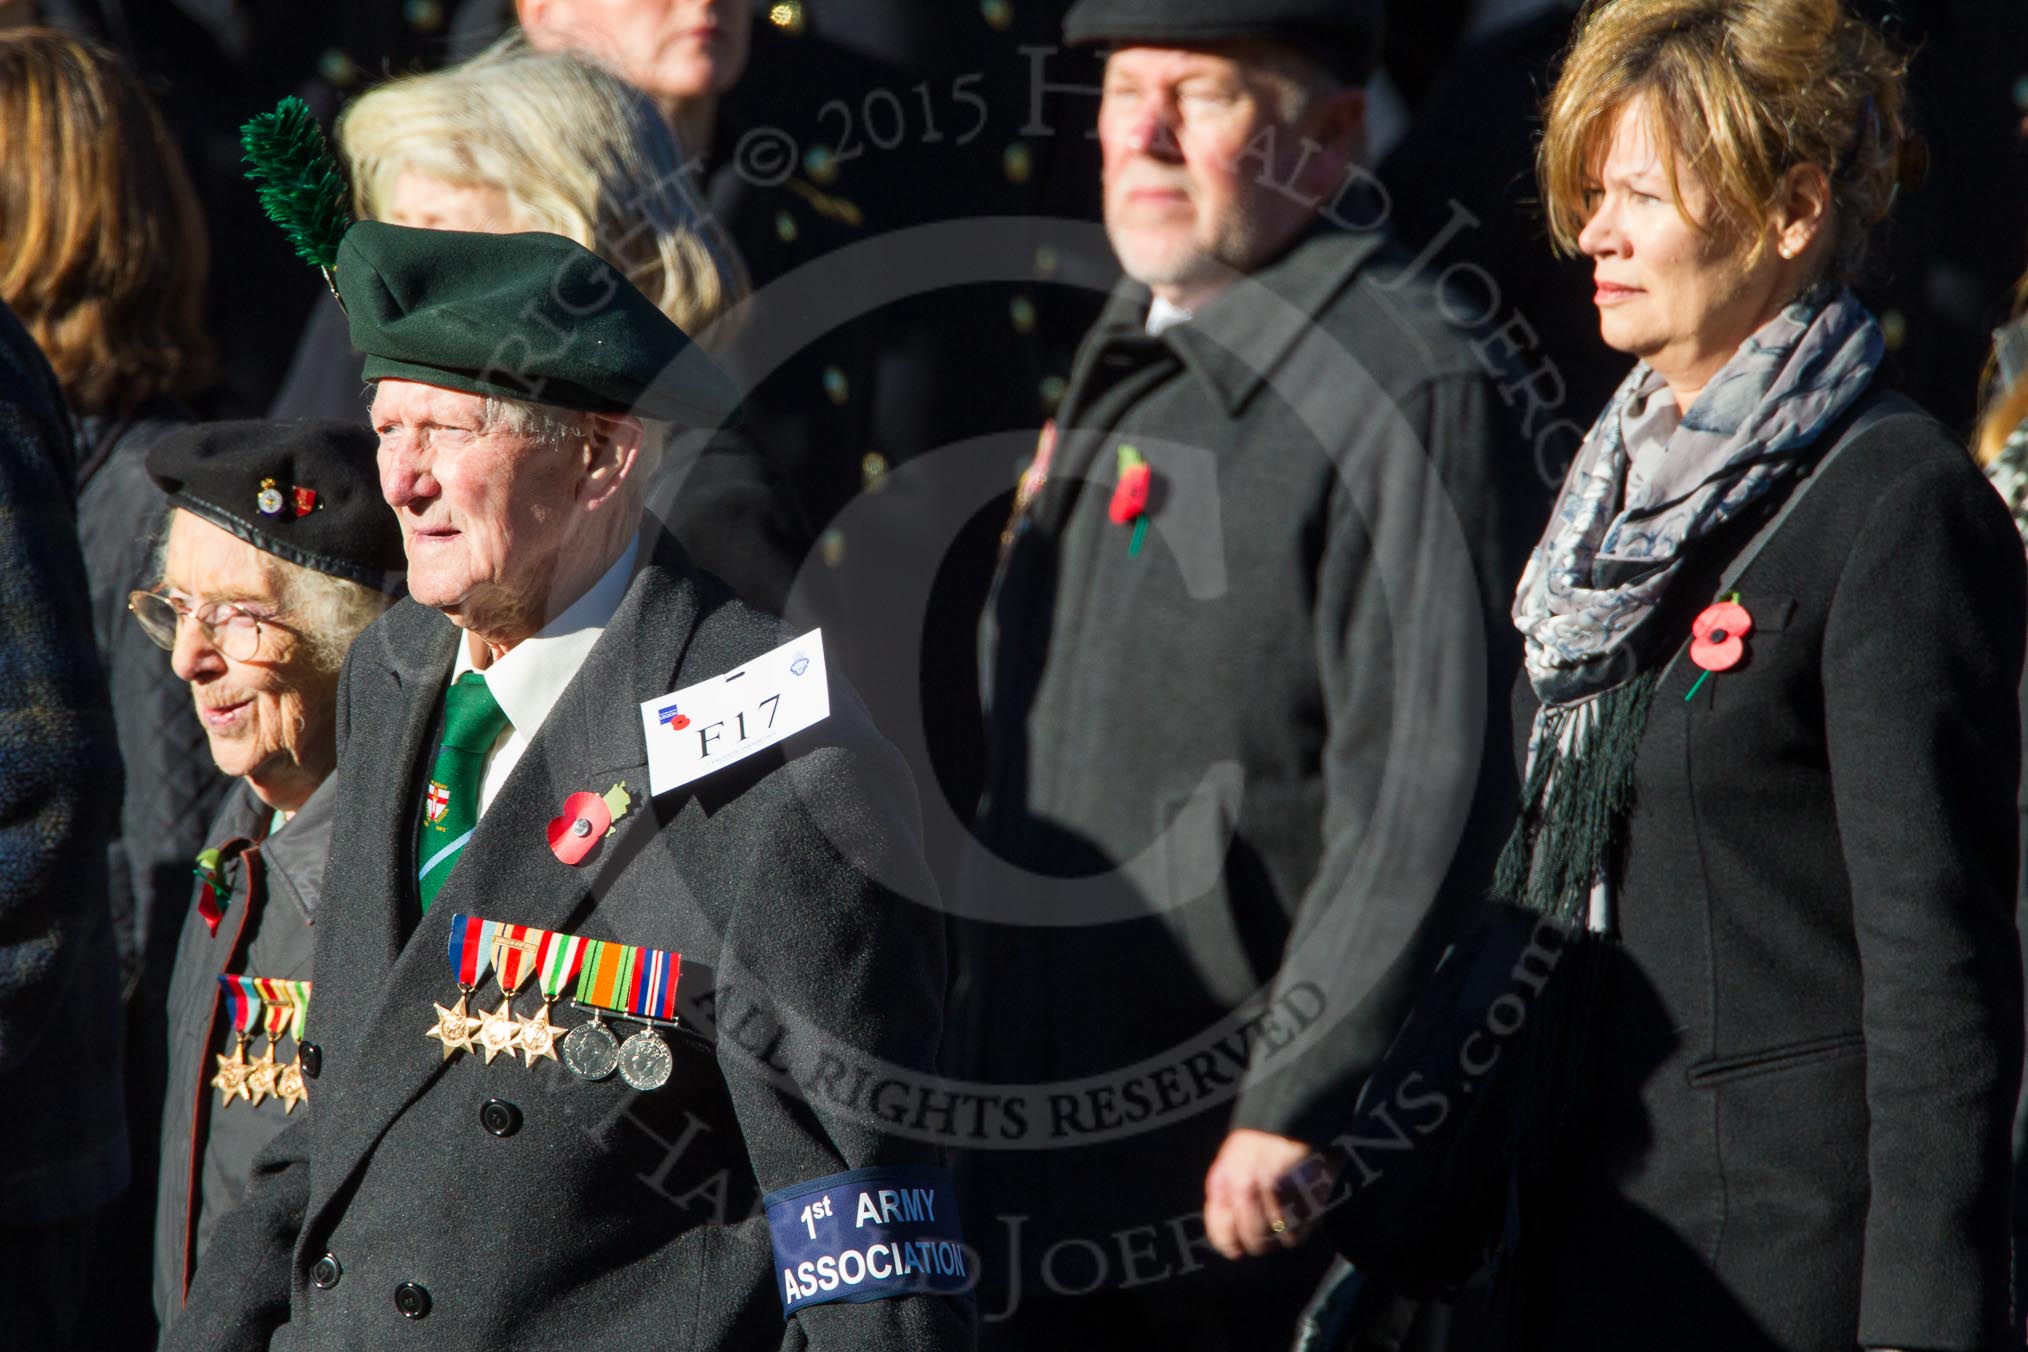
xmin=561 ymin=1017 xmax=620 ymax=1081
xmin=617 ymin=1028 xmax=673 ymax=1091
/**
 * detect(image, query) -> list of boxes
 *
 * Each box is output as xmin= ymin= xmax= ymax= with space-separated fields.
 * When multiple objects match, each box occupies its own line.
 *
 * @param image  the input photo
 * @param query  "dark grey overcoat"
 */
xmin=156 ymin=777 xmax=327 ymax=1330
xmin=951 ymin=225 xmax=1545 ymax=1326
xmin=1506 ymin=402 xmax=2025 ymax=1351
xmin=162 ymin=523 xmax=972 ymax=1351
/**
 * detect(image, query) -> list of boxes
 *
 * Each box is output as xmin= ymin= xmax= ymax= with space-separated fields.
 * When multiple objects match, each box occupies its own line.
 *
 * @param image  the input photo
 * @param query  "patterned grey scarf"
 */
xmin=1513 ymin=286 xmax=1884 ymax=704
xmin=1496 ymin=287 xmax=1884 ymax=924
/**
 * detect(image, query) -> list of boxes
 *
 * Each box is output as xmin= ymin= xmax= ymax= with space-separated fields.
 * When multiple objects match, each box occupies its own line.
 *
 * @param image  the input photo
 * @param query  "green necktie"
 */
xmin=416 ymin=671 xmax=510 ymax=912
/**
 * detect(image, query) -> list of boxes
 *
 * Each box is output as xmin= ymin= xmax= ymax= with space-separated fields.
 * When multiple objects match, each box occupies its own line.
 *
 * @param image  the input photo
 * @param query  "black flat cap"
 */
xmin=1064 ymin=0 xmax=1382 ymax=84
xmin=147 ymin=419 xmax=406 ymax=591
xmin=336 ymin=221 xmax=744 ymax=428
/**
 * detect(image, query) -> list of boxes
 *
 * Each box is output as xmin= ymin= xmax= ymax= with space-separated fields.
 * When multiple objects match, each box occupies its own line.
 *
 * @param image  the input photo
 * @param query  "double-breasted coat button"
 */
xmin=393 ymin=1282 xmax=431 ymax=1319
xmin=310 ymin=1253 xmax=341 ymax=1289
xmin=298 ymin=1042 xmax=322 ymax=1078
xmin=479 ymin=1098 xmax=522 ymax=1137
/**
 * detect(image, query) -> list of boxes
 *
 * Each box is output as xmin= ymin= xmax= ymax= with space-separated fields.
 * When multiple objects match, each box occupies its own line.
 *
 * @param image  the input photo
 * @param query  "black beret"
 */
xmin=1063 ymin=0 xmax=1382 ymax=84
xmin=336 ymin=221 xmax=744 ymax=428
xmin=146 ymin=419 xmax=406 ymax=592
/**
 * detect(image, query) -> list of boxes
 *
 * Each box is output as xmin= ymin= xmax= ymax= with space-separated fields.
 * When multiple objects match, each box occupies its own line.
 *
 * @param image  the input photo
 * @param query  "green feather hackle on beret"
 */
xmin=240 ymin=97 xmax=352 ymax=270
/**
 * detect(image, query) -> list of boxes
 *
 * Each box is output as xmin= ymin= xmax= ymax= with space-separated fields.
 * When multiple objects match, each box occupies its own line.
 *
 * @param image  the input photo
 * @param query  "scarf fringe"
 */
xmin=1492 ymin=671 xmax=1659 ymax=925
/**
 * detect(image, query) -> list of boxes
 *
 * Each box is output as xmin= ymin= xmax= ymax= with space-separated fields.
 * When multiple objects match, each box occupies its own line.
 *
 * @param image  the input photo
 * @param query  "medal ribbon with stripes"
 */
xmin=476 ymin=922 xmax=540 ymax=1064
xmin=274 ymin=977 xmax=313 ymax=1112
xmin=243 ymin=976 xmax=292 ymax=1108
xmin=575 ymin=938 xmax=631 ymax=1012
xmin=427 ymin=914 xmax=499 ymax=1061
xmin=212 ymin=975 xmax=262 ymax=1107
xmin=628 ymin=946 xmax=682 ymax=1024
xmin=515 ymin=929 xmax=586 ymax=1067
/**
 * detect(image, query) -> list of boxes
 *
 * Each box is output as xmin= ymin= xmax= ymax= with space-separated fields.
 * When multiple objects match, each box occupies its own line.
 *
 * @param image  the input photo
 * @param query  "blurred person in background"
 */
xmin=1493 ymin=0 xmax=2022 ymax=1345
xmin=1973 ymin=259 xmax=2028 ymax=1349
xmin=144 ymin=421 xmax=403 ymax=1338
xmin=0 ymin=28 xmax=225 ymax=1009
xmin=272 ymin=35 xmax=811 ymax=616
xmin=0 ymin=296 xmax=126 ymax=1349
xmin=0 ymin=30 xmax=230 ymax=1345
xmin=516 ymin=0 xmax=746 ymax=160
xmin=951 ymin=0 xmax=1541 ymax=1345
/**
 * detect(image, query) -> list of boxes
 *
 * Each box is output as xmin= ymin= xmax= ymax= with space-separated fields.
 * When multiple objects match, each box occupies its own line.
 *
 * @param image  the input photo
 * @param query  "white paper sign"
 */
xmin=640 ymin=629 xmax=830 ymax=796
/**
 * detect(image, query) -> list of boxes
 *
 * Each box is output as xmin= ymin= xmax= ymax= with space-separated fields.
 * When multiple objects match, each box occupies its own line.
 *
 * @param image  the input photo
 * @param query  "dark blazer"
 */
xmin=1507 ymin=401 xmax=2025 ymax=1352
xmin=163 ymin=523 xmax=971 ymax=1351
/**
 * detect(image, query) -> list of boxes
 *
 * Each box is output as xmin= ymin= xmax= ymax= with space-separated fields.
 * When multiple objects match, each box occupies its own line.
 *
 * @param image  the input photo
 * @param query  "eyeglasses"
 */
xmin=127 ymin=589 xmax=277 ymax=662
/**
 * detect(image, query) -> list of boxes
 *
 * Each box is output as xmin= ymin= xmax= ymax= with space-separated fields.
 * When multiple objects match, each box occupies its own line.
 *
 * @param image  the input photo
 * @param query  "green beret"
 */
xmin=336 ymin=221 xmax=743 ymax=428
xmin=147 ymin=419 xmax=406 ymax=592
xmin=1064 ymin=0 xmax=1382 ymax=85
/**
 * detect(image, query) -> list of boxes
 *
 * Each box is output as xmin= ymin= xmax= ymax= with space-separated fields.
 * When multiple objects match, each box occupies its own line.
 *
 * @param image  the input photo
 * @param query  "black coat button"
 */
xmin=393 ymin=1282 xmax=431 ymax=1319
xmin=479 ymin=1099 xmax=521 ymax=1137
xmin=310 ymin=1253 xmax=341 ymax=1289
xmin=298 ymin=1042 xmax=322 ymax=1079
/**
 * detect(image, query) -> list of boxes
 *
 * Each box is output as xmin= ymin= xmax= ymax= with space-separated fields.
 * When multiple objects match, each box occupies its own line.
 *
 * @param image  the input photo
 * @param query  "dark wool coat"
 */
xmin=1506 ymin=400 xmax=2025 ymax=1352
xmin=156 ymin=778 xmax=328 ymax=1329
xmin=952 ymin=225 xmax=1544 ymax=1322
xmin=0 ymin=301 xmax=127 ymax=1225
xmin=162 ymin=524 xmax=972 ymax=1352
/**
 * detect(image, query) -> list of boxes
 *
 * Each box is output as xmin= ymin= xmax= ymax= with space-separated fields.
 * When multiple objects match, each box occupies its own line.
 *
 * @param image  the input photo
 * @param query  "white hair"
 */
xmin=479 ymin=393 xmax=668 ymax=485
xmin=150 ymin=509 xmax=394 ymax=676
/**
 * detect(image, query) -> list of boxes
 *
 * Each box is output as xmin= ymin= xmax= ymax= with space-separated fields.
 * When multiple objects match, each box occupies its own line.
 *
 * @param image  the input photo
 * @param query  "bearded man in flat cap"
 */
xmin=164 ymin=223 xmax=972 ymax=1351
xmin=951 ymin=0 xmax=1545 ymax=1345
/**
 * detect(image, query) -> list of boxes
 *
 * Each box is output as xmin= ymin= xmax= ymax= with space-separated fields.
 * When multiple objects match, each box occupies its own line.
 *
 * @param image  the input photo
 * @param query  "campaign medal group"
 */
xmin=210 ymin=976 xmax=313 ymax=1114
xmin=426 ymin=913 xmax=684 ymax=1090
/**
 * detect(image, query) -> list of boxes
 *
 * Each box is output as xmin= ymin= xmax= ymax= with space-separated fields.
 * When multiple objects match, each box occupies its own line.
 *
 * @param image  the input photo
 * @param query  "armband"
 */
xmin=765 ymin=1164 xmax=969 ymax=1316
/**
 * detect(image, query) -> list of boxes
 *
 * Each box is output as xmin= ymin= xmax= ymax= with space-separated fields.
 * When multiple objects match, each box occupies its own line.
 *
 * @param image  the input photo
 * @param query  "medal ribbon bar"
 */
xmin=447 ymin=913 xmax=502 ymax=989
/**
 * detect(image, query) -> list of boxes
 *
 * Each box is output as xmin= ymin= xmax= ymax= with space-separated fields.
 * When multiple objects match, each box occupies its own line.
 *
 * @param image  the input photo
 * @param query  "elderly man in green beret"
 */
xmin=165 ymin=222 xmax=971 ymax=1351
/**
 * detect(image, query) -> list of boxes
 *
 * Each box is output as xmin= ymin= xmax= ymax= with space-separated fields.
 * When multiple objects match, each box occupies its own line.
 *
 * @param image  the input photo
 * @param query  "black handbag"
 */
xmin=1317 ymin=901 xmax=1590 ymax=1298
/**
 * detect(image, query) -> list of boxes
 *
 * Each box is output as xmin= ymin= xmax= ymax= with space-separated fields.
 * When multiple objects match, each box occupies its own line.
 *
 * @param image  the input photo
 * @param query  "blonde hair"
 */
xmin=1538 ymin=0 xmax=1923 ymax=283
xmin=0 ymin=29 xmax=212 ymax=416
xmin=339 ymin=33 xmax=746 ymax=340
xmin=1976 ymin=265 xmax=2028 ymax=466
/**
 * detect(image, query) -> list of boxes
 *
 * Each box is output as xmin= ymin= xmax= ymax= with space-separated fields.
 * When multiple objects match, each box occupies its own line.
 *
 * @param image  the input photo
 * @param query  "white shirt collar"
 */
xmin=1146 ymin=296 xmax=1194 ymax=337
xmin=451 ymin=535 xmax=640 ymax=737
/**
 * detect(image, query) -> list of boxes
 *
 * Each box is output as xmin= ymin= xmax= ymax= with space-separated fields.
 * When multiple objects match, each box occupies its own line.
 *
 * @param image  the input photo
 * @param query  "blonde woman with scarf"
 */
xmin=1491 ymin=2 xmax=2024 ymax=1348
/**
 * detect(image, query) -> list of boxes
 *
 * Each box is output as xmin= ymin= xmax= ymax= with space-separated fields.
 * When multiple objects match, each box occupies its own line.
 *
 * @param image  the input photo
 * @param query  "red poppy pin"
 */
xmin=1684 ymin=597 xmax=1752 ymax=700
xmin=1108 ymin=444 xmax=1153 ymax=555
xmin=546 ymin=784 xmax=633 ymax=865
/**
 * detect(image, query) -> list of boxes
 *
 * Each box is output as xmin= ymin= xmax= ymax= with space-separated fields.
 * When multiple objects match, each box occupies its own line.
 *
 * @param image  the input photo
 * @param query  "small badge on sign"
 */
xmin=640 ymin=629 xmax=829 ymax=797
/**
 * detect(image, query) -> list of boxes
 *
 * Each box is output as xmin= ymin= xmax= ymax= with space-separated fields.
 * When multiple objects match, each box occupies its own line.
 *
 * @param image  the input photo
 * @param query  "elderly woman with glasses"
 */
xmin=135 ymin=419 xmax=403 ymax=1334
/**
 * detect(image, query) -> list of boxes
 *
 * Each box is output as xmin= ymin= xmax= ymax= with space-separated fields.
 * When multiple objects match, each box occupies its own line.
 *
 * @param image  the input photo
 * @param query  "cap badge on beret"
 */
xmin=256 ymin=477 xmax=321 ymax=520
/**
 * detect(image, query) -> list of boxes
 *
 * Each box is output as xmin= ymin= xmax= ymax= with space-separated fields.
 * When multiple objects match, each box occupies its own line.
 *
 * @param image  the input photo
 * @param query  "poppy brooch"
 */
xmin=1684 ymin=597 xmax=1752 ymax=701
xmin=1108 ymin=444 xmax=1153 ymax=556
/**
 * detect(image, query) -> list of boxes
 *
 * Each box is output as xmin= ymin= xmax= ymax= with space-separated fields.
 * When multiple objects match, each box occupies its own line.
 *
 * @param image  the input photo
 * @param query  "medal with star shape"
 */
xmin=425 ymin=992 xmax=481 ymax=1061
xmin=524 ymin=929 xmax=589 ymax=1069
xmin=475 ymin=995 xmax=522 ymax=1064
xmin=211 ymin=1033 xmax=252 ymax=1107
xmin=478 ymin=925 xmax=543 ymax=1064
xmin=515 ymin=1000 xmax=563 ymax=1066
xmin=275 ymin=1055 xmax=308 ymax=1113
xmin=243 ymin=1038 xmax=280 ymax=1108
